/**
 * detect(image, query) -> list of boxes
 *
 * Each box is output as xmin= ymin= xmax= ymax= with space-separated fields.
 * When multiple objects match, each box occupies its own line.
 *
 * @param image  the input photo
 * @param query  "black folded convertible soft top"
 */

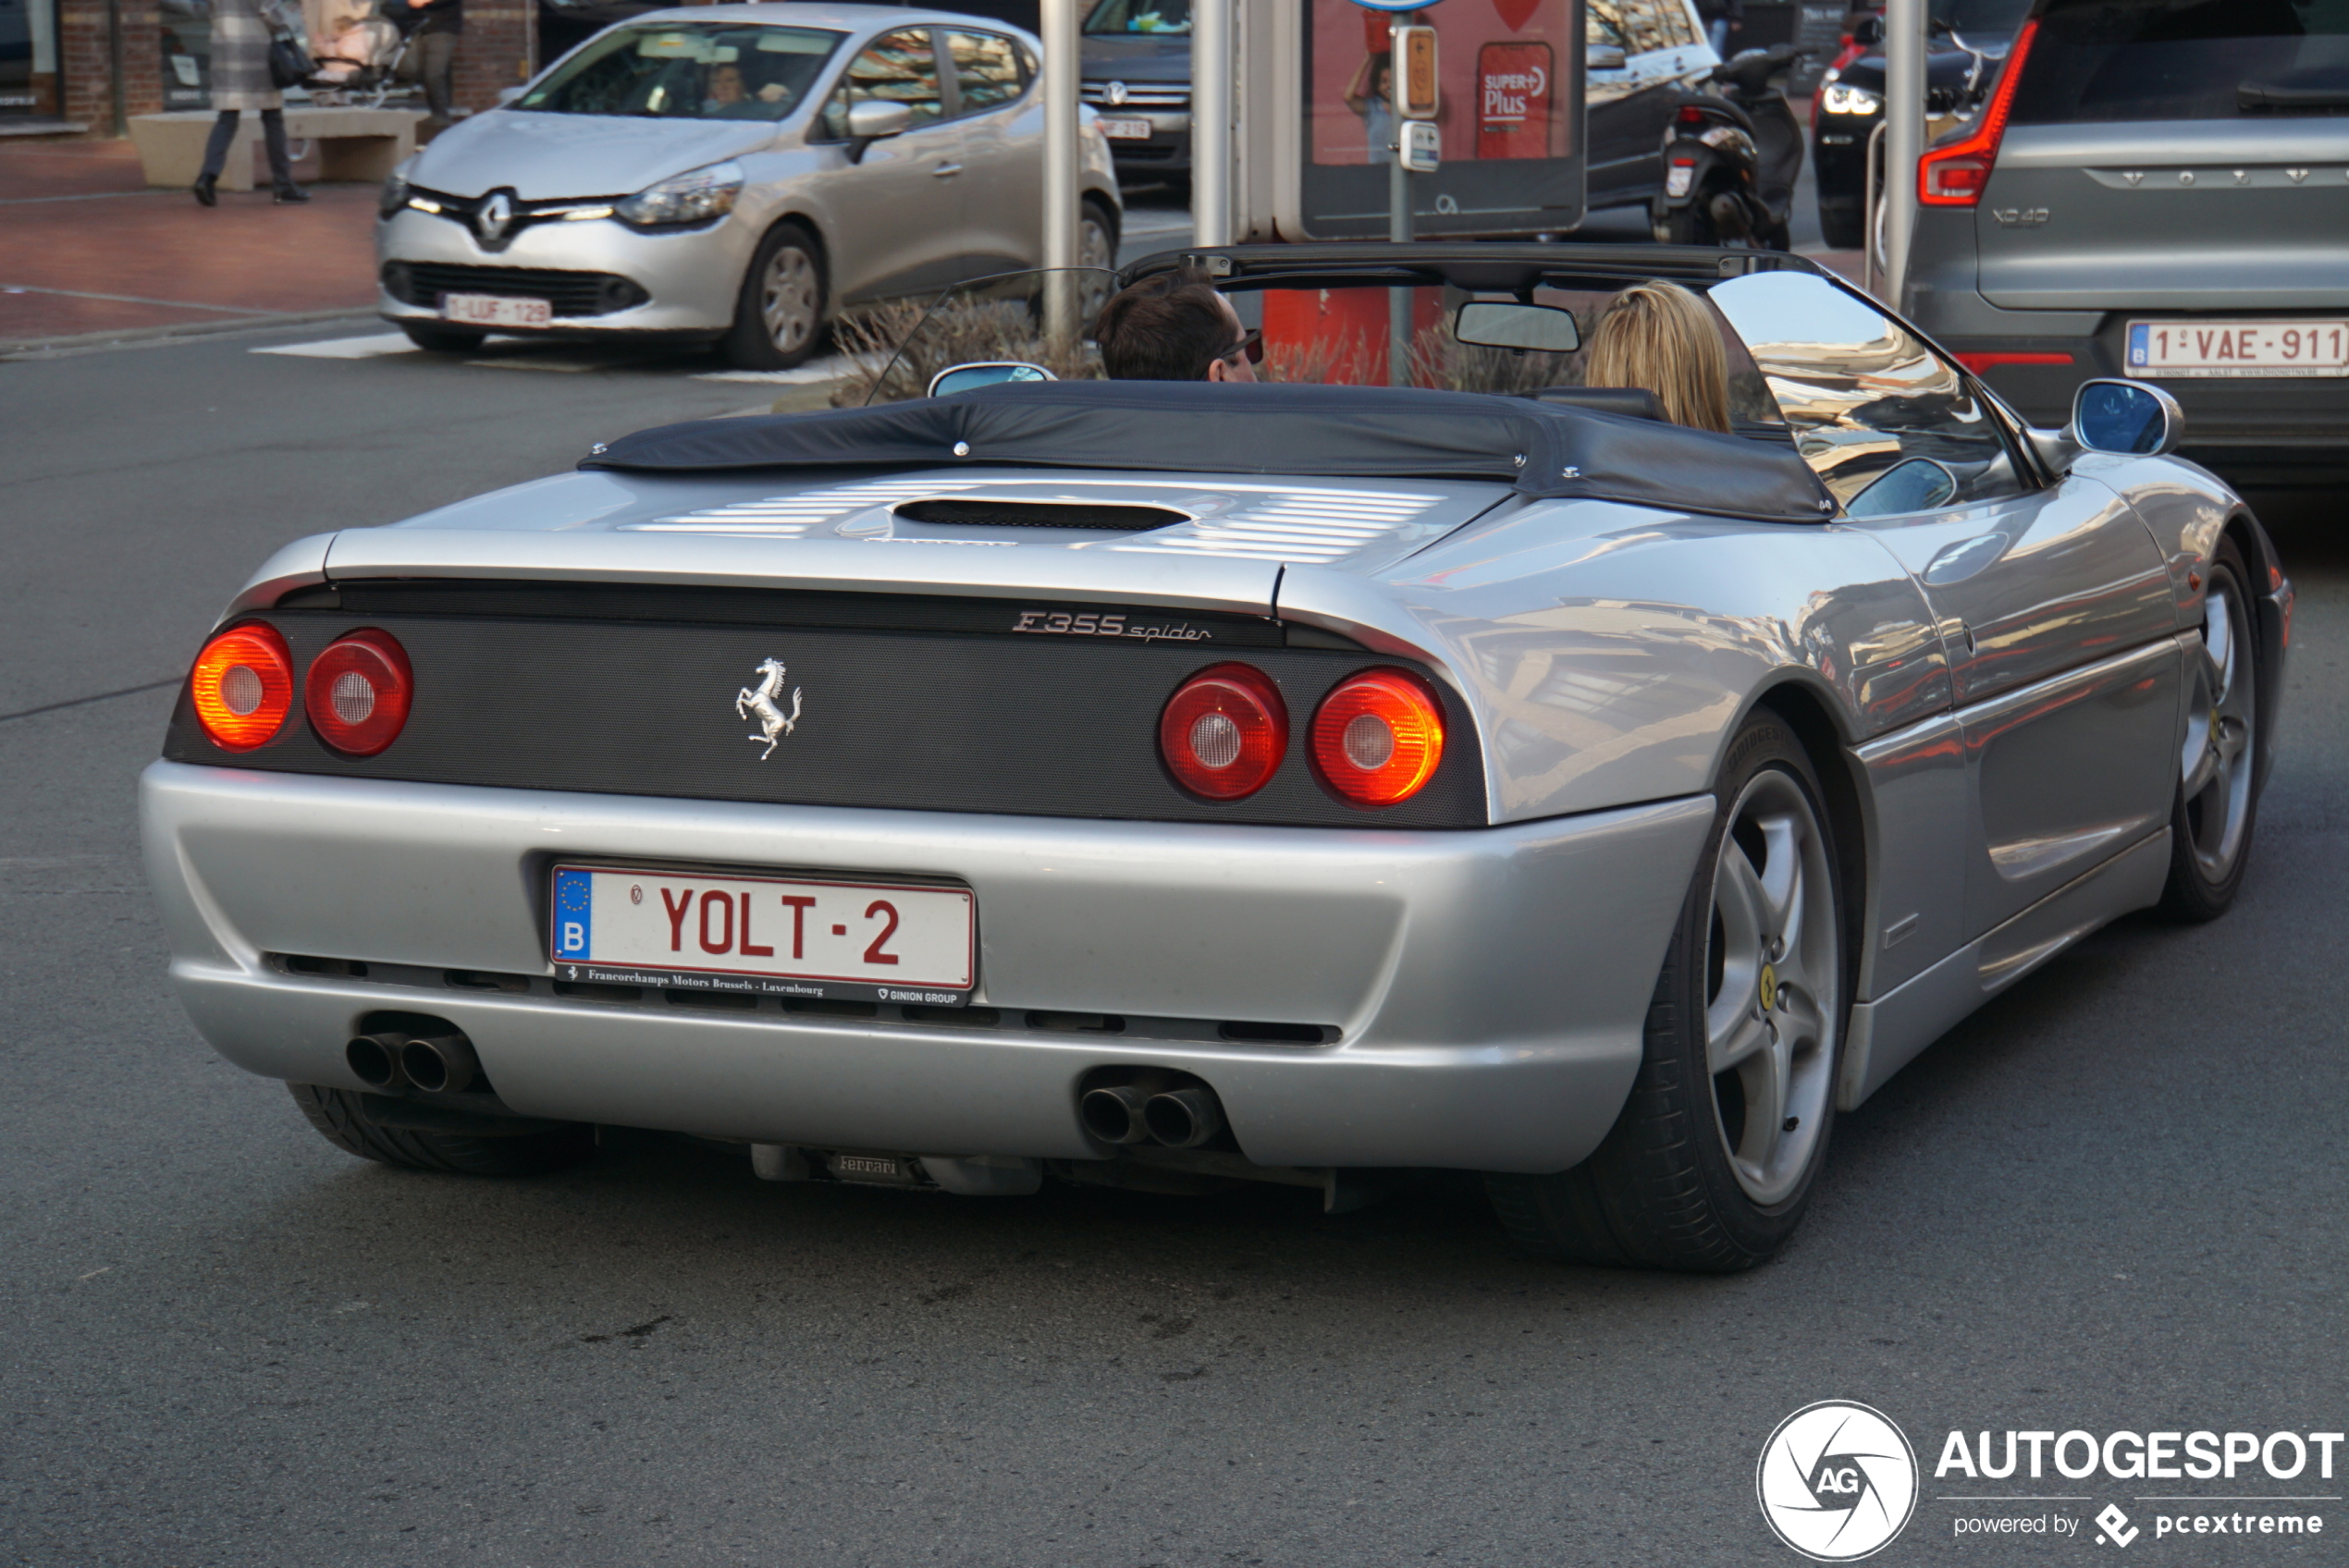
xmin=582 ymin=381 xmax=1836 ymax=522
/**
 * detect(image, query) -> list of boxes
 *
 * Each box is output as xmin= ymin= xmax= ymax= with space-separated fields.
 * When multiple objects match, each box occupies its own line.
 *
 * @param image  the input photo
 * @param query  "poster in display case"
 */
xmin=0 ymin=0 xmax=63 ymax=119
xmin=1298 ymin=0 xmax=1585 ymax=239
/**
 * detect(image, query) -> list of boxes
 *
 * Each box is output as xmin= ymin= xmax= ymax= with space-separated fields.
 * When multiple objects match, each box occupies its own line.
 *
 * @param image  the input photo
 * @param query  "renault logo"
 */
xmin=1105 ymin=80 xmax=1128 ymax=105
xmin=474 ymin=190 xmax=514 ymax=245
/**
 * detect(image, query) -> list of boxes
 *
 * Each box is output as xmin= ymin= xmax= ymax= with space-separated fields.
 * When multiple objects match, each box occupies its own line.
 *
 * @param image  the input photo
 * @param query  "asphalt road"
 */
xmin=2 ymin=308 xmax=2343 ymax=1568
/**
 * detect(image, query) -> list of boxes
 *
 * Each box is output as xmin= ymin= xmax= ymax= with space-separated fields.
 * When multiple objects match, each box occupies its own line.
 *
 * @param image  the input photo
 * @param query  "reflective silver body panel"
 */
xmin=141 ymin=763 xmax=1710 ymax=1172
xmin=153 ymin=331 xmax=2285 ymax=1164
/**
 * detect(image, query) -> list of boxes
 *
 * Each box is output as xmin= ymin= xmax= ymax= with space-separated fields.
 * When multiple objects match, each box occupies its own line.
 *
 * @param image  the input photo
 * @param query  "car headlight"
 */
xmin=615 ymin=161 xmax=745 ymax=228
xmin=378 ymin=168 xmax=409 ymax=219
xmin=1820 ymin=82 xmax=1883 ymax=116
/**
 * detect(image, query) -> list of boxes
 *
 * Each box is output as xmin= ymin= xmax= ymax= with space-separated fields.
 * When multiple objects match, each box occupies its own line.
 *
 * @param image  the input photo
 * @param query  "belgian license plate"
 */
xmin=2126 ymin=319 xmax=2349 ymax=378
xmin=442 ymin=292 xmax=552 ymax=329
xmin=549 ymin=864 xmax=976 ymax=1006
xmin=1097 ymin=116 xmax=1153 ymax=140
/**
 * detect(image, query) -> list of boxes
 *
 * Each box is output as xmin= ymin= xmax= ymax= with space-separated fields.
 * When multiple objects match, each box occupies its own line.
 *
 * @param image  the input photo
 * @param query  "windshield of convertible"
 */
xmin=846 ymin=264 xmax=2030 ymax=520
xmin=516 ymin=23 xmax=842 ymax=120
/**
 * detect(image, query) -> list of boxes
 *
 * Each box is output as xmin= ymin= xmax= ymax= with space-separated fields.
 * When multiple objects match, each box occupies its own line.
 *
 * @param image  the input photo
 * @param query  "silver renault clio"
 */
xmin=375 ymin=4 xmax=1124 ymax=367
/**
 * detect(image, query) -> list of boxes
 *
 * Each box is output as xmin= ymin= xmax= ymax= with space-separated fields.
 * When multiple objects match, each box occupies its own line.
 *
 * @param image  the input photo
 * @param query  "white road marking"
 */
xmin=694 ymin=356 xmax=854 ymax=385
xmin=252 ymin=332 xmax=419 ymax=359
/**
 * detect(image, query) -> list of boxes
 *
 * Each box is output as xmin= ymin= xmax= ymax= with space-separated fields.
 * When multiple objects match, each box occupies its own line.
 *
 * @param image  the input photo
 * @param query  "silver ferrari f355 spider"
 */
xmin=141 ymin=245 xmax=2288 ymax=1270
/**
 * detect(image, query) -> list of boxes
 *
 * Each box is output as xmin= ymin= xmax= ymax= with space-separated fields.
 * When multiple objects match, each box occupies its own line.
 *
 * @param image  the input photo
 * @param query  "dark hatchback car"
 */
xmin=1810 ymin=0 xmax=2030 ymax=248
xmin=1907 ymin=0 xmax=2349 ymax=477
xmin=1080 ymin=0 xmax=1193 ymax=180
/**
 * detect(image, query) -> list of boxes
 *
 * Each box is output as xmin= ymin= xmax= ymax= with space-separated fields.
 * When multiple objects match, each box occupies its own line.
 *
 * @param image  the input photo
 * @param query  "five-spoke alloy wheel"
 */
xmin=1704 ymin=765 xmax=1840 ymax=1207
xmin=1487 ymin=710 xmax=1848 ymax=1271
xmin=2160 ymin=535 xmax=2264 ymax=920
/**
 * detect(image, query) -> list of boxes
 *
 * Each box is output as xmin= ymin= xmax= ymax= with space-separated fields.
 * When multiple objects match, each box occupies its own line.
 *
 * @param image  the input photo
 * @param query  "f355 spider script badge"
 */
xmin=734 ymin=657 xmax=803 ymax=759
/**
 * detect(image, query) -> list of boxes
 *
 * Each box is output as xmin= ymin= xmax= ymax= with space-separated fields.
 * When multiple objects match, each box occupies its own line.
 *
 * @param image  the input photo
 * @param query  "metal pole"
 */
xmin=105 ymin=0 xmax=128 ymax=139
xmin=1191 ymin=0 xmax=1232 ymax=247
xmin=1862 ymin=118 xmax=1887 ymax=299
xmin=1882 ymin=0 xmax=1925 ymax=310
xmin=1387 ymin=22 xmax=1411 ymax=386
xmin=1041 ymin=0 xmax=1081 ymax=351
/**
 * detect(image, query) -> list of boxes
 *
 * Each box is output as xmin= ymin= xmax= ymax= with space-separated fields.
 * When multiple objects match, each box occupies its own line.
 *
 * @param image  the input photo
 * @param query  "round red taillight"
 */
xmin=303 ymin=630 xmax=413 ymax=756
xmin=1158 ymin=662 xmax=1287 ymax=800
xmin=189 ymin=622 xmax=295 ymax=752
xmin=1310 ymin=668 xmax=1446 ymax=807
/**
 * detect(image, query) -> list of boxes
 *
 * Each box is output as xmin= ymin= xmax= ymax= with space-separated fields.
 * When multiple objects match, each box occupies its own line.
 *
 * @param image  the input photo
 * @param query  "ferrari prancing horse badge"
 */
xmin=735 ymin=657 xmax=803 ymax=759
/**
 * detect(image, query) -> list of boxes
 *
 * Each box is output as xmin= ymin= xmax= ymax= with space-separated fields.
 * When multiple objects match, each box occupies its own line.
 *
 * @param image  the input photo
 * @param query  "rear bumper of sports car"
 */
xmin=140 ymin=762 xmax=1711 ymax=1175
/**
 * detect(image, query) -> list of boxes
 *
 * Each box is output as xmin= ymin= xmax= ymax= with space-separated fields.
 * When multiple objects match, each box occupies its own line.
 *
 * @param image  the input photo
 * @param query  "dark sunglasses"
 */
xmin=1224 ymin=327 xmax=1265 ymax=366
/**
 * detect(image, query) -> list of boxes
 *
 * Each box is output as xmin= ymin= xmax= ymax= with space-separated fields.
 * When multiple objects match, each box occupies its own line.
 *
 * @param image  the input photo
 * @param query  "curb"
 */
xmin=0 ymin=308 xmax=382 ymax=361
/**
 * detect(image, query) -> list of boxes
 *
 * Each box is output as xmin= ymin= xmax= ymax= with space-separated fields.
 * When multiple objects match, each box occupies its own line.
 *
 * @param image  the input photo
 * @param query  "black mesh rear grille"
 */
xmin=381 ymin=262 xmax=644 ymax=318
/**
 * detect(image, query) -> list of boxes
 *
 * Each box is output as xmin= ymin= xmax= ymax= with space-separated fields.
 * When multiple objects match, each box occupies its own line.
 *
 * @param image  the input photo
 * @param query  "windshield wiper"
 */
xmin=2240 ymin=80 xmax=2349 ymax=111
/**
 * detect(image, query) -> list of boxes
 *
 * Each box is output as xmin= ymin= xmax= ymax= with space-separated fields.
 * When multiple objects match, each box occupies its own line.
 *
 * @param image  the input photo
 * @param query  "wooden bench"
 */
xmin=129 ymin=105 xmax=424 ymax=192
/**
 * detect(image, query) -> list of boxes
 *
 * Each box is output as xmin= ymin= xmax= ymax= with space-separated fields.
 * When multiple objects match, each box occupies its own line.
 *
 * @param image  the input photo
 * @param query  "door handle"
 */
xmin=931 ymin=163 xmax=964 ymax=178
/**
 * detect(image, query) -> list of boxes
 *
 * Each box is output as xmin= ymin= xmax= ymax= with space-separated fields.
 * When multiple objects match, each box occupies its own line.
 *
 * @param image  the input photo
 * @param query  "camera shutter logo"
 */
xmin=1755 ymin=1401 xmax=1918 ymax=1561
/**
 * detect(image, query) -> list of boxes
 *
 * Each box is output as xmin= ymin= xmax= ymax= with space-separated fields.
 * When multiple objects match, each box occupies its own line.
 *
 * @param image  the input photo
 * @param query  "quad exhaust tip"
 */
xmin=346 ymin=1028 xmax=480 ymax=1095
xmin=1079 ymin=1084 xmax=1152 ymax=1145
xmin=1078 ymin=1076 xmax=1227 ymax=1149
xmin=1142 ymin=1086 xmax=1224 ymax=1149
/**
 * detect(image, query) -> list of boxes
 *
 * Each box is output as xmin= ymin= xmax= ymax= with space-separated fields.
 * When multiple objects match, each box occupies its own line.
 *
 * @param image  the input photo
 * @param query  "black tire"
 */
xmin=400 ymin=322 xmax=486 ymax=354
xmin=1652 ymin=202 xmax=1716 ymax=246
xmin=289 ymin=1084 xmax=596 ymax=1177
xmin=1817 ymin=202 xmax=1865 ymax=250
xmin=2158 ymin=535 xmax=2263 ymax=922
xmin=1079 ymin=196 xmax=1120 ymax=269
xmin=1486 ymin=711 xmax=1849 ymax=1272
xmin=722 ymin=220 xmax=827 ymax=370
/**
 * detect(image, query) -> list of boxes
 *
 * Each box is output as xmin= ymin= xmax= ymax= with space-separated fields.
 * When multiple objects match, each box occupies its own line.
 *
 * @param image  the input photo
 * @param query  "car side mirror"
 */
xmin=929 ymin=361 xmax=1056 ymax=398
xmin=845 ymin=99 xmax=912 ymax=164
xmin=1454 ymin=300 xmax=1581 ymax=354
xmin=2070 ymin=378 xmax=2183 ymax=455
xmin=495 ymin=83 xmax=525 ymax=106
xmin=1589 ymin=44 xmax=1628 ymax=70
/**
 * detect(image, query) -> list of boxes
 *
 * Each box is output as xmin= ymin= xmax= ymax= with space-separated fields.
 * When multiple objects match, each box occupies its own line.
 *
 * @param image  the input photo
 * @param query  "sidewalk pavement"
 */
xmin=0 ymin=139 xmax=379 ymax=350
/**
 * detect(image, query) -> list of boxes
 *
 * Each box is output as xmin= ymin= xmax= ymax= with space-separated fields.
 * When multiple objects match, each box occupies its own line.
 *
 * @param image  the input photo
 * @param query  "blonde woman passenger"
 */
xmin=1582 ymin=280 xmax=1734 ymax=434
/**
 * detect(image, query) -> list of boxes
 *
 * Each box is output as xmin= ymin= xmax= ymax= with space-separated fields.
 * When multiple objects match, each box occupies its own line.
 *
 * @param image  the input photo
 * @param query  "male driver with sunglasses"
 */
xmin=1091 ymin=267 xmax=1264 ymax=383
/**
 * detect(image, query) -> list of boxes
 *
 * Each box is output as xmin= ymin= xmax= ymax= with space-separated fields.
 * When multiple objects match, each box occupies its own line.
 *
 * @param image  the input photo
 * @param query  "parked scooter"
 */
xmin=1651 ymin=43 xmax=1809 ymax=250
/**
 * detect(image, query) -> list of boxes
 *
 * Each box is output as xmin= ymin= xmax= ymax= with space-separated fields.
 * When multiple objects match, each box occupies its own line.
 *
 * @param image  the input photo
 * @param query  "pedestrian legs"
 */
xmin=262 ymin=105 xmax=308 ymax=201
xmin=415 ymin=29 xmax=456 ymax=122
xmin=198 ymin=109 xmax=242 ymax=178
